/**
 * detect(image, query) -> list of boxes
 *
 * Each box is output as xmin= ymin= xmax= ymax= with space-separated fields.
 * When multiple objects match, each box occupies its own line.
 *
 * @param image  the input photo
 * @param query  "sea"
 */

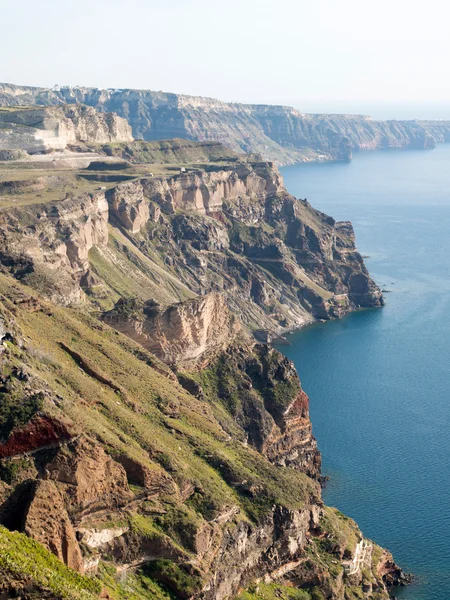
xmin=276 ymin=144 xmax=450 ymax=600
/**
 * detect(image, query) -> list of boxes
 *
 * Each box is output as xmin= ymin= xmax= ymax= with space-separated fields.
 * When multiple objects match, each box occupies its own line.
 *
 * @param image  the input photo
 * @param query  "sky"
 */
xmin=1 ymin=0 xmax=450 ymax=117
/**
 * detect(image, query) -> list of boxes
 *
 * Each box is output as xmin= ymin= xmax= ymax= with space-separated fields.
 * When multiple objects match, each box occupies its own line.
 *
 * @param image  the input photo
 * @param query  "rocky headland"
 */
xmin=0 ymin=106 xmax=405 ymax=599
xmin=0 ymin=153 xmax=382 ymax=335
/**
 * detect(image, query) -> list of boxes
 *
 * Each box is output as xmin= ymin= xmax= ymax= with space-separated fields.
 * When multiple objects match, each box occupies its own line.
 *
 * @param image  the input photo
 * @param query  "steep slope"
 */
xmin=0 ymin=273 xmax=405 ymax=599
xmin=1 ymin=83 xmax=450 ymax=163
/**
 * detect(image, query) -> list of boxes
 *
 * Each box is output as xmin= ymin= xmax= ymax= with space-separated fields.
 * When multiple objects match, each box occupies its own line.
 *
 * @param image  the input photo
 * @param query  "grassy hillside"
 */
xmin=0 ymin=270 xmax=396 ymax=599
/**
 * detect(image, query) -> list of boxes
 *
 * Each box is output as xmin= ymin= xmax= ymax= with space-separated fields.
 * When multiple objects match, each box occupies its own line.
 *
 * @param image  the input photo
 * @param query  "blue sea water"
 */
xmin=277 ymin=145 xmax=450 ymax=600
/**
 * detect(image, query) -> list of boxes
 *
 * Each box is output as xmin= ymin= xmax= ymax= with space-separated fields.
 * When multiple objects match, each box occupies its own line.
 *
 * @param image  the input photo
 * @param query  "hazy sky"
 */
xmin=1 ymin=0 xmax=450 ymax=111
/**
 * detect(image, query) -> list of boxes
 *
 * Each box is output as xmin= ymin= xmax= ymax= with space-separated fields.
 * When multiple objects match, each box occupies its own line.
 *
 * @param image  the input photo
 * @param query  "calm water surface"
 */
xmin=277 ymin=146 xmax=450 ymax=600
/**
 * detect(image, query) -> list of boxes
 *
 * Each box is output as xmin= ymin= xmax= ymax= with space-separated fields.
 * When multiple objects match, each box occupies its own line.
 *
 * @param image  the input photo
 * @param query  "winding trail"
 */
xmin=347 ymin=539 xmax=372 ymax=576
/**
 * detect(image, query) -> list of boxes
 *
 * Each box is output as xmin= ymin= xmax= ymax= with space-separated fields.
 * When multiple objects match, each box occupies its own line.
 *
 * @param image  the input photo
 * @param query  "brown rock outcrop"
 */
xmin=263 ymin=389 xmax=322 ymax=478
xmin=23 ymin=480 xmax=84 ymax=572
xmin=0 ymin=414 xmax=73 ymax=458
xmin=0 ymin=192 xmax=109 ymax=304
xmin=45 ymin=436 xmax=132 ymax=511
xmin=201 ymin=344 xmax=322 ymax=480
xmin=102 ymin=292 xmax=241 ymax=367
xmin=107 ymin=180 xmax=150 ymax=233
xmin=113 ymin=454 xmax=176 ymax=494
xmin=0 ymin=479 xmax=84 ymax=572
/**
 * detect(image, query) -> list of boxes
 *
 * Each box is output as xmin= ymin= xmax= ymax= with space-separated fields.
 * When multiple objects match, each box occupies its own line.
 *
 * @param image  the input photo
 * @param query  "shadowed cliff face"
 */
xmin=1 ymin=83 xmax=450 ymax=164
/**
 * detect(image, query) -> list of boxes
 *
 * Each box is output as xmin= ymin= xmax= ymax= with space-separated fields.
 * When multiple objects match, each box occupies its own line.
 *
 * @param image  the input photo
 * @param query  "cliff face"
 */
xmin=142 ymin=161 xmax=284 ymax=215
xmin=0 ymin=159 xmax=382 ymax=333
xmin=0 ymin=136 xmax=404 ymax=598
xmin=0 ymin=191 xmax=109 ymax=304
xmin=102 ymin=293 xmax=241 ymax=368
xmin=0 ymin=104 xmax=132 ymax=154
xmin=0 ymin=276 xmax=403 ymax=599
xmin=138 ymin=161 xmax=382 ymax=335
xmin=1 ymin=83 xmax=449 ymax=163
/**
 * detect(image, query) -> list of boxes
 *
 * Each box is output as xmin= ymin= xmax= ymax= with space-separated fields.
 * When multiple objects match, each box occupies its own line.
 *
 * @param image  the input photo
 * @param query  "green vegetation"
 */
xmin=238 ymin=582 xmax=311 ymax=600
xmin=153 ymin=504 xmax=201 ymax=553
xmin=97 ymin=561 xmax=175 ymax=600
xmin=0 ymin=272 xmax=317 ymax=525
xmin=88 ymin=227 xmax=193 ymax=310
xmin=0 ymin=457 xmax=32 ymax=484
xmin=82 ymin=138 xmax=239 ymax=165
xmin=0 ymin=233 xmax=385 ymax=600
xmin=0 ymin=526 xmax=101 ymax=599
xmin=0 ymin=168 xmax=115 ymax=209
xmin=145 ymin=559 xmax=203 ymax=599
xmin=319 ymin=507 xmax=360 ymax=556
xmin=0 ymin=381 xmax=44 ymax=440
xmin=0 ymin=137 xmax=241 ymax=211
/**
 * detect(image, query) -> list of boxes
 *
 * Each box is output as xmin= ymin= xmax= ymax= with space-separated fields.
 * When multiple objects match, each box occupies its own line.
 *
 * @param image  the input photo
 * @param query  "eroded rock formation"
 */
xmin=0 ymin=191 xmax=109 ymax=304
xmin=106 ymin=180 xmax=149 ymax=233
xmin=0 ymin=158 xmax=382 ymax=333
xmin=102 ymin=293 xmax=241 ymax=367
xmin=0 ymin=104 xmax=132 ymax=154
xmin=142 ymin=161 xmax=284 ymax=215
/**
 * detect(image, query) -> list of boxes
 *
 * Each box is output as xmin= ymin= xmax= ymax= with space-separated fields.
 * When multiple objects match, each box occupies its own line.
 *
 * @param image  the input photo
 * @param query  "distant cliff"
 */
xmin=0 ymin=104 xmax=132 ymax=154
xmin=1 ymin=82 xmax=450 ymax=163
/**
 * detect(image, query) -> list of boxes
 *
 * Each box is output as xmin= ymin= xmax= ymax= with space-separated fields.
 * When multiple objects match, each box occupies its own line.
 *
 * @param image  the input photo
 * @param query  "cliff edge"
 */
xmin=0 ymin=154 xmax=382 ymax=334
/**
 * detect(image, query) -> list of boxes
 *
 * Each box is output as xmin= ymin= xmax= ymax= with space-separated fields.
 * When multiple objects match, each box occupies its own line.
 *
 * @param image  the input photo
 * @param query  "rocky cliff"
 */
xmin=0 ymin=191 xmax=110 ymax=304
xmin=0 ymin=275 xmax=404 ymax=599
xmin=0 ymin=136 xmax=405 ymax=599
xmin=1 ymin=82 xmax=449 ymax=163
xmin=0 ymin=104 xmax=132 ymax=154
xmin=0 ymin=157 xmax=382 ymax=333
xmin=102 ymin=293 xmax=241 ymax=368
